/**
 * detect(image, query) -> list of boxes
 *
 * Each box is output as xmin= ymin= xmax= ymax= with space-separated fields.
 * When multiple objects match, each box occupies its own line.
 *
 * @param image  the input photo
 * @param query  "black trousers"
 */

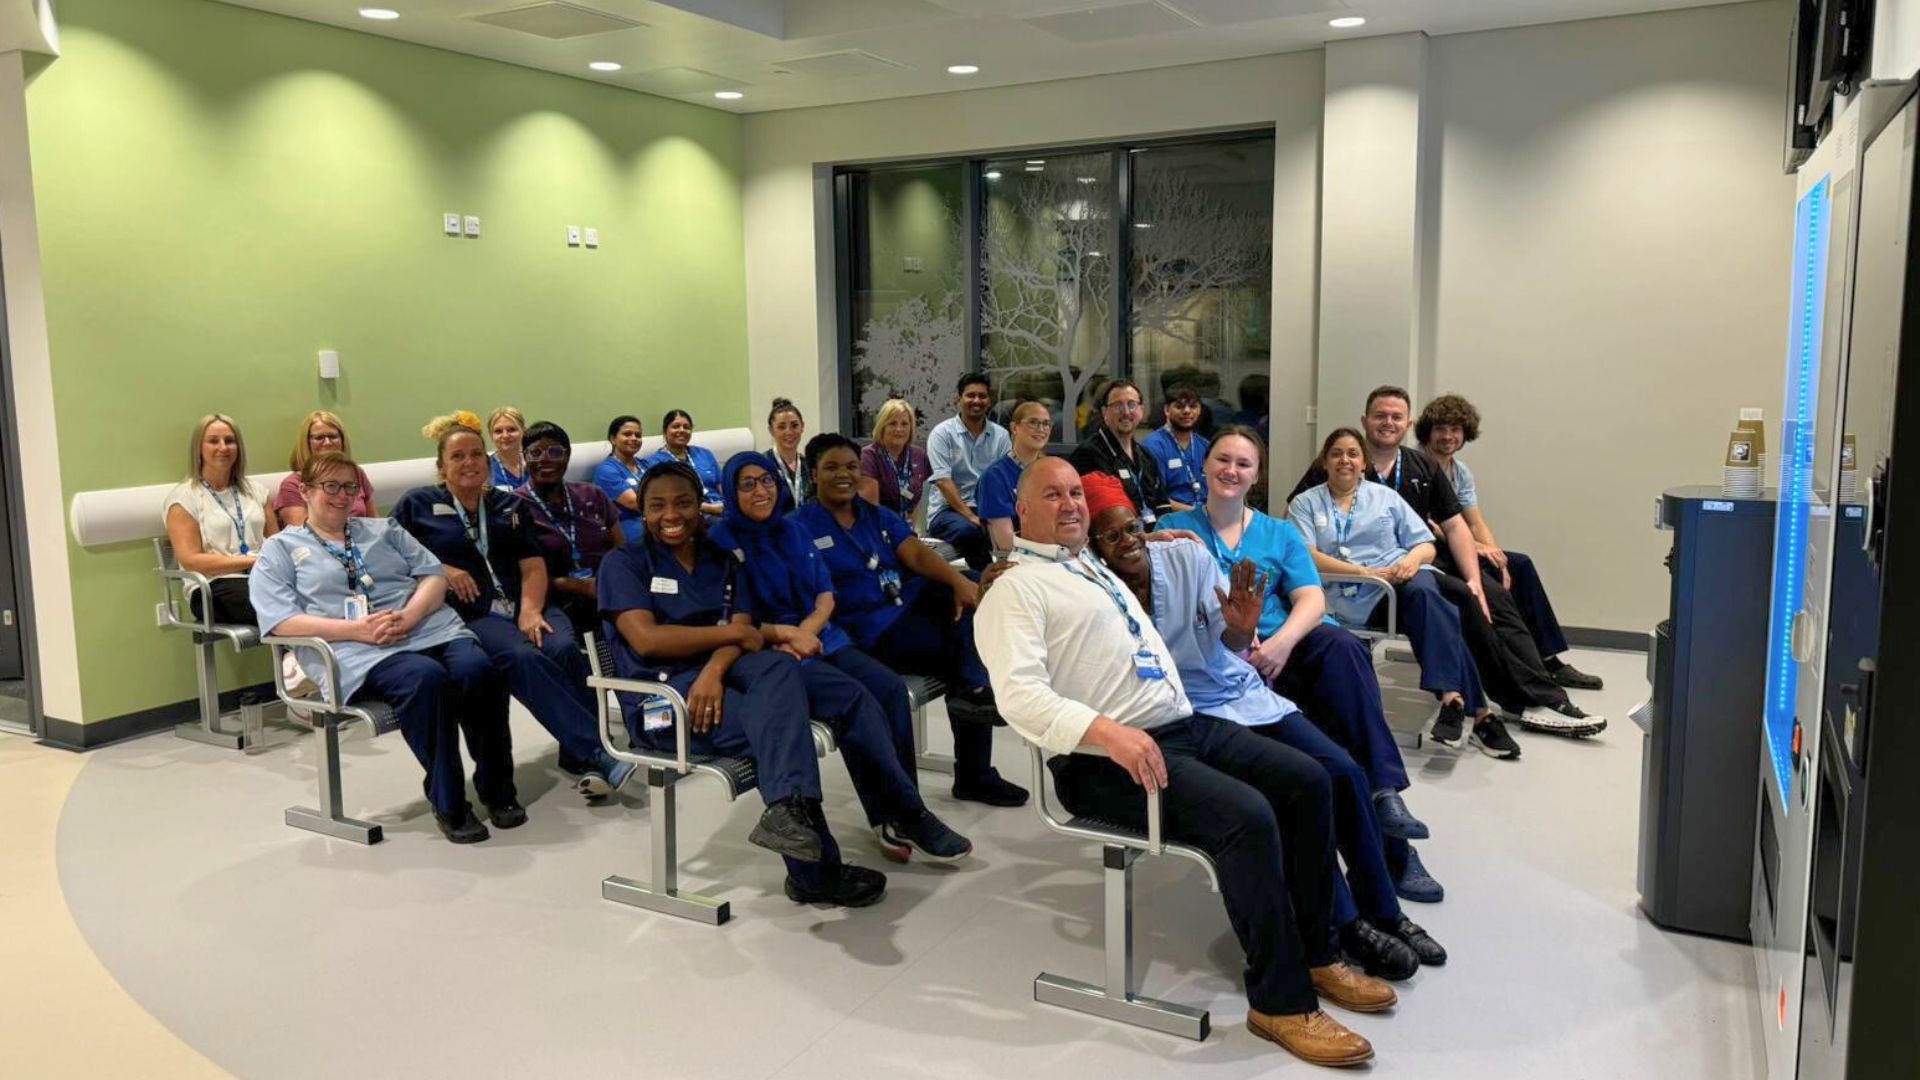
xmin=1050 ymin=714 xmax=1335 ymax=1017
xmin=1431 ymin=552 xmax=1568 ymax=713
xmin=189 ymin=577 xmax=257 ymax=627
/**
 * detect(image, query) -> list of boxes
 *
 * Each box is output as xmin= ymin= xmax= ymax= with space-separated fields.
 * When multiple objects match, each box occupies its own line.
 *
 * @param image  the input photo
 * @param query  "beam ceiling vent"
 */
xmin=467 ymin=2 xmax=646 ymax=39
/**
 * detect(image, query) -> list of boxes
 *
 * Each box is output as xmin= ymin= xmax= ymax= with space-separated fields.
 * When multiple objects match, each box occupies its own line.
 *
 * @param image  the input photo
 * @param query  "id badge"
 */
xmin=569 ymin=567 xmax=594 ymax=580
xmin=1337 ymin=545 xmax=1353 ymax=559
xmin=343 ymin=594 xmax=370 ymax=621
xmin=640 ymin=696 xmax=674 ymax=733
xmin=1337 ymin=582 xmax=1362 ymax=600
xmin=1132 ymin=648 xmax=1166 ymax=680
xmin=878 ymin=568 xmax=905 ymax=605
xmin=1141 ymin=509 xmax=1158 ymax=528
xmin=489 ymin=597 xmax=517 ymax=619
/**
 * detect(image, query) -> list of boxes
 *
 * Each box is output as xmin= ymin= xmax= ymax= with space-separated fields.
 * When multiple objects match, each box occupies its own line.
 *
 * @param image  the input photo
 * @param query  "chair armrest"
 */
xmin=586 ymin=673 xmax=691 ymax=775
xmin=156 ymin=566 xmax=216 ymax=634
xmin=262 ymin=634 xmax=343 ymax=712
xmin=1320 ymin=572 xmax=1396 ymax=637
xmin=1028 ymin=742 xmax=1163 ymax=856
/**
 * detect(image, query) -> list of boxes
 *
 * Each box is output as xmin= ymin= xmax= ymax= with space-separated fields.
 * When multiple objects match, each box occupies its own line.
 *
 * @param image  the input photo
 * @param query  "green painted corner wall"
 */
xmin=29 ymin=0 xmax=748 ymax=723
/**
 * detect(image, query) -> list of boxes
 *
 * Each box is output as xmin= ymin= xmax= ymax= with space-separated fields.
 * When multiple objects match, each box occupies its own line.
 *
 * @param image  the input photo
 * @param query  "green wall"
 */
xmin=29 ymin=0 xmax=748 ymax=723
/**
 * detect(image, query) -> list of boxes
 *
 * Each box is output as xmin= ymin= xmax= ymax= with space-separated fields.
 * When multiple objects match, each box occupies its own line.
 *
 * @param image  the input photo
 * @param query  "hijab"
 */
xmin=711 ymin=452 xmax=849 ymax=654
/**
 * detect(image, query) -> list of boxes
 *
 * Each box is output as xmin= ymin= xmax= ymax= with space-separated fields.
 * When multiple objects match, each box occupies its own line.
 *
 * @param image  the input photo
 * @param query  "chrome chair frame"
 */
xmin=1320 ymin=572 xmax=1429 ymax=749
xmin=262 ymin=634 xmax=399 ymax=845
xmin=154 ymin=537 xmax=265 ymax=749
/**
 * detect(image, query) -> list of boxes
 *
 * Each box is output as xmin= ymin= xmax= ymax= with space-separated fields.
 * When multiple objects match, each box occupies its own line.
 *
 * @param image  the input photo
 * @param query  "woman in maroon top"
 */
xmin=276 ymin=410 xmax=376 ymax=526
xmin=513 ymin=420 xmax=624 ymax=635
xmin=859 ymin=397 xmax=932 ymax=517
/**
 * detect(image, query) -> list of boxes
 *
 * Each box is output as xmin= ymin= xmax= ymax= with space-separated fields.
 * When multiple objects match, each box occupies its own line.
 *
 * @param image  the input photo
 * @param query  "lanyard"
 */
xmin=774 ymin=453 xmax=805 ymax=500
xmin=527 ymin=484 xmax=584 ymax=569
xmin=1061 ymin=552 xmax=1147 ymax=647
xmin=449 ymin=489 xmax=511 ymax=601
xmin=202 ymin=480 xmax=251 ymax=555
xmin=833 ymin=505 xmax=897 ymax=573
xmin=1377 ymin=448 xmax=1404 ymax=493
xmin=1193 ymin=506 xmax=1250 ymax=577
xmin=304 ymin=524 xmax=373 ymax=593
xmin=883 ymin=449 xmax=914 ymax=501
xmin=1331 ymin=492 xmax=1356 ymax=552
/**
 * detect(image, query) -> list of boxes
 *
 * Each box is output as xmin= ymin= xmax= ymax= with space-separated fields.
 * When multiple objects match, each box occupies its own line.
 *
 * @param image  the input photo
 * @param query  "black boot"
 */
xmin=1340 ymin=917 xmax=1420 ymax=981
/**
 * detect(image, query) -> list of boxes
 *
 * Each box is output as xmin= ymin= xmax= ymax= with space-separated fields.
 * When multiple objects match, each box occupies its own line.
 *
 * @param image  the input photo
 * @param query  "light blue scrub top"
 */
xmin=925 ymin=415 xmax=1011 ymax=518
xmin=1162 ymin=506 xmax=1329 ymax=638
xmin=1143 ymin=540 xmax=1302 ymax=728
xmin=250 ymin=519 xmax=474 ymax=702
xmin=1442 ymin=457 xmax=1478 ymax=509
xmin=1287 ymin=480 xmax=1438 ymax=626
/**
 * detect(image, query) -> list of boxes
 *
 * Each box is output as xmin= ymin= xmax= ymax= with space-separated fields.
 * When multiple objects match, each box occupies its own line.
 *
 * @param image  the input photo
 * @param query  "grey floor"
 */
xmin=55 ymin=648 xmax=1762 ymax=1079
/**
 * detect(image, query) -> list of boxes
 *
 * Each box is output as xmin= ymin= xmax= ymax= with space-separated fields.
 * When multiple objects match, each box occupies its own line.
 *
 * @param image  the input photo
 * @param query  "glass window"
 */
xmin=1129 ymin=136 xmax=1275 ymax=450
xmin=845 ymin=165 xmax=967 ymax=440
xmin=981 ymin=152 xmax=1116 ymax=445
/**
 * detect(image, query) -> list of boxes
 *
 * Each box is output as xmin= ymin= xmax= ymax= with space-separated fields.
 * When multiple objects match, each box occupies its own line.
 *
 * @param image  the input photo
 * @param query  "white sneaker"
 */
xmin=281 ymin=651 xmax=320 ymax=699
xmin=1512 ymin=700 xmax=1606 ymax=738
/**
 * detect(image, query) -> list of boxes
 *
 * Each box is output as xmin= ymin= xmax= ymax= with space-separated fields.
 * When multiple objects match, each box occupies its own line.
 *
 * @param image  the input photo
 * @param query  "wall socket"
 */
xmin=584 ymin=227 xmax=599 ymax=248
xmin=463 ymin=215 xmax=481 ymax=238
xmin=443 ymin=212 xmax=462 ymax=236
xmin=567 ymin=225 xmax=581 ymax=247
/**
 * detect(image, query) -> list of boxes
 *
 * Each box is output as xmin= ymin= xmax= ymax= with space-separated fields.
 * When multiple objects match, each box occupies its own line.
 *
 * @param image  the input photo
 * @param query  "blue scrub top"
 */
xmin=642 ymin=445 xmax=724 ymax=506
xmin=976 ymin=453 xmax=1026 ymax=533
xmin=1142 ymin=539 xmax=1299 ymax=728
xmin=1162 ymin=506 xmax=1329 ymax=638
xmin=1442 ymin=456 xmax=1478 ymax=509
xmin=1141 ymin=427 xmax=1209 ymax=508
xmin=593 ymin=455 xmax=647 ymax=531
xmin=708 ymin=518 xmax=852 ymax=657
xmin=1287 ymin=480 xmax=1438 ymax=626
xmin=250 ymin=519 xmax=474 ymax=702
xmin=390 ymin=485 xmax=543 ymax=623
xmin=598 ymin=535 xmax=753 ymax=687
xmin=790 ymin=500 xmax=919 ymax=647
xmin=488 ymin=453 xmax=525 ymax=492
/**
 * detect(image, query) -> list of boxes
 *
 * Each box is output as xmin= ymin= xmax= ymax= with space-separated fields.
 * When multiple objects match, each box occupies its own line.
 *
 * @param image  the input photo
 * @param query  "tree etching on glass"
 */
xmin=852 ymin=294 xmax=965 ymax=425
xmin=1129 ymin=166 xmax=1271 ymax=350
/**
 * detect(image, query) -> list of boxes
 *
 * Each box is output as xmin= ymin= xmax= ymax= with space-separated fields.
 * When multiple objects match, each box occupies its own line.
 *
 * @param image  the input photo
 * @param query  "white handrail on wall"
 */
xmin=68 ymin=428 xmax=759 ymax=548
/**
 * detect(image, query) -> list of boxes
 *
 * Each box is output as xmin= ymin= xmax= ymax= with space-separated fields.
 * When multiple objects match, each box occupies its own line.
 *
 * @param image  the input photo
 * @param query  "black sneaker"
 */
xmin=1430 ymin=701 xmax=1467 ymax=748
xmin=785 ymin=863 xmax=888 ymax=908
xmin=952 ymin=772 xmax=1030 ymax=807
xmin=1512 ymin=699 xmax=1608 ymax=739
xmin=1339 ymin=917 xmax=1420 ymax=981
xmin=1389 ymin=916 xmax=1447 ymax=966
xmin=484 ymin=800 xmax=528 ymax=830
xmin=874 ymin=809 xmax=973 ymax=863
xmin=1546 ymin=658 xmax=1605 ymax=691
xmin=1471 ymin=715 xmax=1522 ymax=760
xmin=946 ymin=688 xmax=1005 ymax=727
xmin=434 ymin=805 xmax=491 ymax=844
xmin=749 ymin=798 xmax=826 ymax=863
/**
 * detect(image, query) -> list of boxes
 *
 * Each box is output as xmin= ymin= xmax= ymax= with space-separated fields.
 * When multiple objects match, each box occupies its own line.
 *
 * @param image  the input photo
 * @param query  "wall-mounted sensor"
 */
xmin=318 ymin=349 xmax=341 ymax=380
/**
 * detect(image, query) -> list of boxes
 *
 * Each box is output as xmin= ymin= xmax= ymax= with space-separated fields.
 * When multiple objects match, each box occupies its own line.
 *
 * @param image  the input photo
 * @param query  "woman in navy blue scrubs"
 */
xmin=710 ymin=452 xmax=971 ymax=863
xmin=251 ymin=452 xmax=504 ymax=844
xmin=392 ymin=413 xmax=634 ymax=819
xmin=642 ymin=409 xmax=724 ymax=516
xmin=598 ymin=463 xmax=891 ymax=906
xmin=792 ymin=434 xmax=1028 ymax=808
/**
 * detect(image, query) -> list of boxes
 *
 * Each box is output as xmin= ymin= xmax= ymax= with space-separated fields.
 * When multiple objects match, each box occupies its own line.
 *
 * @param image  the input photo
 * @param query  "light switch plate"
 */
xmin=464 ymin=215 xmax=481 ymax=238
xmin=567 ymin=225 xmax=581 ymax=247
xmin=444 ymin=213 xmax=462 ymax=236
xmin=318 ymin=349 xmax=341 ymax=380
xmin=584 ymin=227 xmax=599 ymax=248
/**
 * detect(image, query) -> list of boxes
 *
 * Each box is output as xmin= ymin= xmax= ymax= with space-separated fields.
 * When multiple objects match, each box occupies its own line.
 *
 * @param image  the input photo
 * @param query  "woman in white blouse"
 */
xmin=163 ymin=413 xmax=280 ymax=625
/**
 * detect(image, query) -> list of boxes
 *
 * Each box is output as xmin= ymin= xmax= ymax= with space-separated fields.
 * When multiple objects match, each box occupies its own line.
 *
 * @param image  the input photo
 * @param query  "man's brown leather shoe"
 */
xmin=1246 ymin=1008 xmax=1375 ymax=1067
xmin=1312 ymin=961 xmax=1398 ymax=1013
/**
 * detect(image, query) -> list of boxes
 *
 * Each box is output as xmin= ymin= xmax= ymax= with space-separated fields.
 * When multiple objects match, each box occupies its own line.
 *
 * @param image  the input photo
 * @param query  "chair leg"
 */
xmin=175 ymin=637 xmax=246 ymax=750
xmin=285 ymin=717 xmax=382 ymax=844
xmin=1033 ymin=844 xmax=1211 ymax=1040
xmin=913 ymin=699 xmax=956 ymax=775
xmin=603 ymin=766 xmax=730 ymax=924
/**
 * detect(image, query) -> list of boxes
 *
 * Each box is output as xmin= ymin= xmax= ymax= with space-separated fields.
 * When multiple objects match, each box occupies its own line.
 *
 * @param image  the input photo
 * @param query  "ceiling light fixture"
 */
xmin=1329 ymin=16 xmax=1366 ymax=29
xmin=715 ymin=90 xmax=745 ymax=100
xmin=1076 ymin=176 xmax=1098 ymax=184
xmin=358 ymin=7 xmax=400 ymax=19
xmin=1026 ymin=159 xmax=1045 ymax=165
xmin=588 ymin=61 xmax=622 ymax=72
xmin=984 ymin=170 xmax=1002 ymax=180
xmin=946 ymin=64 xmax=980 ymax=75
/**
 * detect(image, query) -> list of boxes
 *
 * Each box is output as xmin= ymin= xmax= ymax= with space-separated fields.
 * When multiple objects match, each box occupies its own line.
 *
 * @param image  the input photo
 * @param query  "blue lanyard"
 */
xmin=884 ymin=449 xmax=914 ymax=501
xmin=1332 ymin=494 xmax=1356 ymax=551
xmin=449 ymin=489 xmax=511 ymax=600
xmin=1380 ymin=448 xmax=1404 ymax=493
xmin=1193 ymin=507 xmax=1247 ymax=577
xmin=1061 ymin=553 xmax=1146 ymax=646
xmin=304 ymin=525 xmax=372 ymax=593
xmin=201 ymin=480 xmax=251 ymax=555
xmin=528 ymin=485 xmax=584 ymax=569
xmin=832 ymin=505 xmax=897 ymax=573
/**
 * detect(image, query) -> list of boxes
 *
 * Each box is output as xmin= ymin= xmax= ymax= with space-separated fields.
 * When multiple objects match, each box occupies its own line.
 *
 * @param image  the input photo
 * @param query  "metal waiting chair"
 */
xmin=1321 ymin=572 xmax=1427 ymax=749
xmin=903 ymin=673 xmax=953 ymax=773
xmin=153 ymin=537 xmax=267 ymax=750
xmin=261 ymin=634 xmax=400 ymax=844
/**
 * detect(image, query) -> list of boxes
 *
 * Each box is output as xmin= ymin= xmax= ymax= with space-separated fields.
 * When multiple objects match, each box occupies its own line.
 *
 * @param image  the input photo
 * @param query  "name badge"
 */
xmin=627 ymin=476 xmax=639 ymax=487
xmin=343 ymin=594 xmax=369 ymax=621
xmin=650 ymin=576 xmax=679 ymax=594
xmin=290 ymin=547 xmax=312 ymax=564
xmin=813 ymin=536 xmax=835 ymax=550
xmin=432 ymin=503 xmax=457 ymax=516
xmin=641 ymin=697 xmax=674 ymax=733
xmin=1314 ymin=515 xmax=1329 ymax=527
xmin=1117 ymin=468 xmax=1132 ymax=480
xmin=1166 ymin=457 xmax=1184 ymax=470
xmin=489 ymin=597 xmax=517 ymax=619
xmin=1132 ymin=648 xmax=1166 ymax=680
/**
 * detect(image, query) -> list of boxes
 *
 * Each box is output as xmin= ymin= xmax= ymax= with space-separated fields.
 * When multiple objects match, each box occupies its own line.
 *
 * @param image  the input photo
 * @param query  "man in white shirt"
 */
xmin=975 ymin=457 xmax=1391 ymax=1068
xmin=925 ymin=372 xmax=1011 ymax=570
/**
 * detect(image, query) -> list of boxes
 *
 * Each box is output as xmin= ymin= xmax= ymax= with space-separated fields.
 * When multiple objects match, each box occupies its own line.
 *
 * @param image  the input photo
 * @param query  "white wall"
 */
xmin=741 ymin=52 xmax=1327 ymax=484
xmin=1875 ymin=0 xmax=1920 ymax=80
xmin=1426 ymin=1 xmax=1795 ymax=632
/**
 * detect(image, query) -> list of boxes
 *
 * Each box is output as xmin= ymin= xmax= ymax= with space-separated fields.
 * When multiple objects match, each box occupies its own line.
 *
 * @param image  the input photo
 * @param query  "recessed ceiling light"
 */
xmin=947 ymin=64 xmax=980 ymax=75
xmin=1076 ymin=176 xmax=1098 ymax=184
xmin=1134 ymin=222 xmax=1153 ymax=229
xmin=588 ymin=61 xmax=622 ymax=72
xmin=358 ymin=7 xmax=400 ymax=19
xmin=1026 ymin=159 xmax=1045 ymax=165
xmin=984 ymin=170 xmax=1002 ymax=180
xmin=714 ymin=91 xmax=745 ymax=100
xmin=1329 ymin=16 xmax=1366 ymax=29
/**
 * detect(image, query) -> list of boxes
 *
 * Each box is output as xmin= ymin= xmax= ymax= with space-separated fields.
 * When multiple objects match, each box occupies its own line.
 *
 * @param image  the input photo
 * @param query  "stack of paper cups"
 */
xmin=1839 ymin=433 xmax=1858 ymax=500
xmin=1736 ymin=411 xmax=1769 ymax=487
xmin=1724 ymin=430 xmax=1762 ymax=497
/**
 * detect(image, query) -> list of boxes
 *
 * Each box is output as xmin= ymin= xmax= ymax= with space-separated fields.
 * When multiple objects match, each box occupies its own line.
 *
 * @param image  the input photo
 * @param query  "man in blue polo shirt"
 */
xmin=925 ymin=372 xmax=1011 ymax=570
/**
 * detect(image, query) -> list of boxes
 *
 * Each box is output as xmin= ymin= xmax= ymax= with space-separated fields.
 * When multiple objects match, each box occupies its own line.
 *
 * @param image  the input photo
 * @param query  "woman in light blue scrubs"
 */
xmin=643 ymin=409 xmax=724 ymax=516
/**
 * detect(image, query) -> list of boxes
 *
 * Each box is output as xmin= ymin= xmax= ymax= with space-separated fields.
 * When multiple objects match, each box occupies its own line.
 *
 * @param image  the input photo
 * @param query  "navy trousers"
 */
xmin=1269 ymin=623 xmax=1410 ymax=794
xmin=823 ymin=646 xmax=920 ymax=784
xmin=1498 ymin=551 xmax=1570 ymax=659
xmin=464 ymin=607 xmax=604 ymax=766
xmin=861 ymin=583 xmax=1002 ymax=787
xmin=1429 ymin=566 xmax=1566 ymax=712
xmin=1051 ymin=714 xmax=1335 ymax=1017
xmin=797 ymin=653 xmax=928 ymax=828
xmin=1364 ymin=571 xmax=1486 ymax=713
xmin=1257 ymin=713 xmax=1402 ymax=928
xmin=355 ymin=637 xmax=510 ymax=814
xmin=927 ymin=507 xmax=992 ymax=571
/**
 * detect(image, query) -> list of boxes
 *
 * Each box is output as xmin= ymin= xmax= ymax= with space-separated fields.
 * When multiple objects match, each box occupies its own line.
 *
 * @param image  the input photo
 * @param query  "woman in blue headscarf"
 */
xmin=711 ymin=452 xmax=972 ymax=865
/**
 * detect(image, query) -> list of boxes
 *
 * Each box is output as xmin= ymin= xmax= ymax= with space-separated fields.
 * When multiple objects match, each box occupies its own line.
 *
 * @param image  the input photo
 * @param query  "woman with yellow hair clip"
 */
xmin=392 ymin=412 xmax=634 ymax=829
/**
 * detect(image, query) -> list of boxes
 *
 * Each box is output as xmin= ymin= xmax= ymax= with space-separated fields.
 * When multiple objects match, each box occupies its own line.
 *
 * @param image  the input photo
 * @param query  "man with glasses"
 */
xmin=1070 ymin=378 xmax=1190 ymax=528
xmin=926 ymin=372 xmax=1011 ymax=571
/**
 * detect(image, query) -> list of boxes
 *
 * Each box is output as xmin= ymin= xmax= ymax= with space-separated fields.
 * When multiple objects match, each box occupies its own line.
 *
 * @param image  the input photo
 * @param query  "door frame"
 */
xmin=0 ymin=234 xmax=42 ymax=737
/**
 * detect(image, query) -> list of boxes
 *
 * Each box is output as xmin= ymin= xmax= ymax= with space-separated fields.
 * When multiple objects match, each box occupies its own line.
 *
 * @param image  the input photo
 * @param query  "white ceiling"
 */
xmin=208 ymin=0 xmax=1746 ymax=113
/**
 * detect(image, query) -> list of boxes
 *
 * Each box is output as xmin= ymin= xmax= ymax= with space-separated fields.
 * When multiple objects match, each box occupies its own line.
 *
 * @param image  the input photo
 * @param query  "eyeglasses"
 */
xmin=1104 ymin=400 xmax=1143 ymax=414
xmin=523 ymin=446 xmax=570 ymax=462
xmin=309 ymin=432 xmax=344 ymax=445
xmin=311 ymin=481 xmax=363 ymax=497
xmin=1093 ymin=519 xmax=1146 ymax=547
xmin=1017 ymin=418 xmax=1052 ymax=431
xmin=736 ymin=474 xmax=781 ymax=493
